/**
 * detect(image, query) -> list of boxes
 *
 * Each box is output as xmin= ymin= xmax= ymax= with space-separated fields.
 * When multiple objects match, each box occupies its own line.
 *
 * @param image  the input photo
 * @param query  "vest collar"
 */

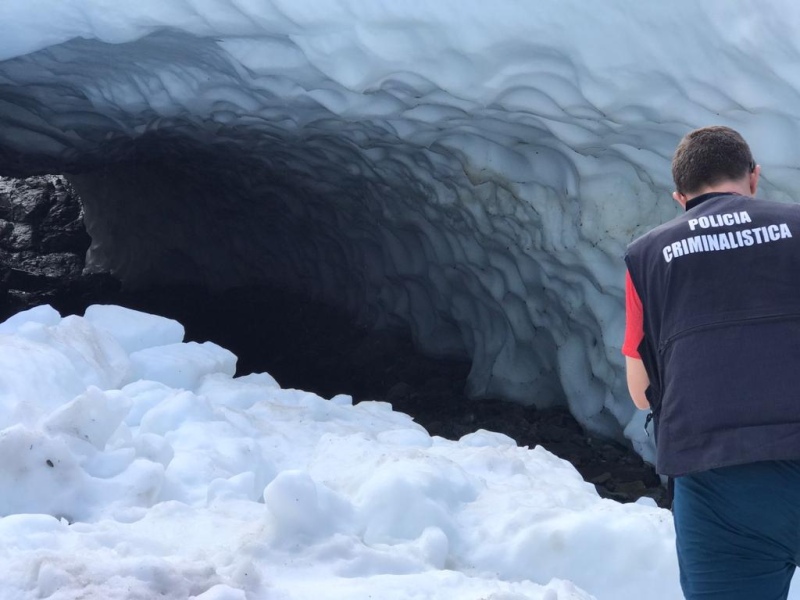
xmin=685 ymin=192 xmax=741 ymax=211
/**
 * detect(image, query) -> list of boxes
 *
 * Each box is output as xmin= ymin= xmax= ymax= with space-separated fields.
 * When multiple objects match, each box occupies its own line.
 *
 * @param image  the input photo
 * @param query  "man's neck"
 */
xmin=685 ymin=191 xmax=739 ymax=211
xmin=687 ymin=184 xmax=752 ymax=202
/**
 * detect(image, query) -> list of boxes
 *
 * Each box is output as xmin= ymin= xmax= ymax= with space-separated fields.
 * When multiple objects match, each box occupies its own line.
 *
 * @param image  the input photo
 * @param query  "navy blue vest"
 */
xmin=626 ymin=192 xmax=800 ymax=476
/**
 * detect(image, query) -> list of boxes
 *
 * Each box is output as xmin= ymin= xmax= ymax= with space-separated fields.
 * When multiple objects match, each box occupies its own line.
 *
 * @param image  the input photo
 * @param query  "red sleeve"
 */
xmin=622 ymin=270 xmax=644 ymax=359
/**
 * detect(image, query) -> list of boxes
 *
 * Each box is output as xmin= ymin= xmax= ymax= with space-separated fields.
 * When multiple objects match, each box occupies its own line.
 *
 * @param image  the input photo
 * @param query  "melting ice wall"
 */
xmin=2 ymin=0 xmax=800 ymax=456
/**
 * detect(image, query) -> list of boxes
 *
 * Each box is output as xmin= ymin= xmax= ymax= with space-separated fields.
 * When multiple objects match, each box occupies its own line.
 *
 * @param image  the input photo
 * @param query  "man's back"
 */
xmin=622 ymin=125 xmax=800 ymax=600
xmin=626 ymin=192 xmax=800 ymax=476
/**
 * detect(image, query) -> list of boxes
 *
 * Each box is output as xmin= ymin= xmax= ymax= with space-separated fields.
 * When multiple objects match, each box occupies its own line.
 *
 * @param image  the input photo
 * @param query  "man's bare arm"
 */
xmin=625 ymin=356 xmax=650 ymax=409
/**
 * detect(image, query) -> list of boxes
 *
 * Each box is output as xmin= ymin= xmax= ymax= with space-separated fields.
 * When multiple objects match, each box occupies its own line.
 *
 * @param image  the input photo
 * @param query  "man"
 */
xmin=623 ymin=125 xmax=800 ymax=599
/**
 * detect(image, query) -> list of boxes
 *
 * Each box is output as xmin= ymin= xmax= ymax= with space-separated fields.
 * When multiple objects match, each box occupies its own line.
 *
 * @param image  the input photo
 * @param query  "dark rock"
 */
xmin=0 ymin=221 xmax=35 ymax=251
xmin=0 ymin=176 xmax=57 ymax=223
xmin=0 ymin=175 xmax=116 ymax=323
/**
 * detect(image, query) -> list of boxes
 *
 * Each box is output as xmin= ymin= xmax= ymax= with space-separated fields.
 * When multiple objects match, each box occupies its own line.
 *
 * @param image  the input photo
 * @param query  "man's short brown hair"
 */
xmin=672 ymin=126 xmax=755 ymax=196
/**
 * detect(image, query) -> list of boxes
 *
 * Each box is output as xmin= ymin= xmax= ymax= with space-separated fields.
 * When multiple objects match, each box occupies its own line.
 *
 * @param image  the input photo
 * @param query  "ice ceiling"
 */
xmin=2 ymin=1 xmax=799 ymax=454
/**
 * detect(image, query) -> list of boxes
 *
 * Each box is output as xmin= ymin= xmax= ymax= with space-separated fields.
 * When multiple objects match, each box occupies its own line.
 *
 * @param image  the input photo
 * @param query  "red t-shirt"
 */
xmin=622 ymin=270 xmax=644 ymax=359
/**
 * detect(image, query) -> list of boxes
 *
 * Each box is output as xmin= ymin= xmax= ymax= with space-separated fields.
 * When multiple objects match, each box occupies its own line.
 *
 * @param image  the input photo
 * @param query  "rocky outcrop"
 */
xmin=0 ymin=176 xmax=116 ymax=320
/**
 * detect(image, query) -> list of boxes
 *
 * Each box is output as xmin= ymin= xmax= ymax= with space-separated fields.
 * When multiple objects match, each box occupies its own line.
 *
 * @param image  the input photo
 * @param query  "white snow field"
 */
xmin=2 ymin=305 xmax=799 ymax=599
xmin=0 ymin=304 xmax=682 ymax=600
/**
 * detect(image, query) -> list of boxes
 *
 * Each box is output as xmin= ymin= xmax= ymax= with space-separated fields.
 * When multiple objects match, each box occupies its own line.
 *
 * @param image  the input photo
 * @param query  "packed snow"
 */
xmin=4 ymin=304 xmax=799 ymax=598
xmin=0 ymin=303 xmax=686 ymax=599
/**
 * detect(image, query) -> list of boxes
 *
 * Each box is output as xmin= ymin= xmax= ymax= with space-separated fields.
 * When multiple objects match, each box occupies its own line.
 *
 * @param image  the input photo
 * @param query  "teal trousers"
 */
xmin=673 ymin=460 xmax=800 ymax=600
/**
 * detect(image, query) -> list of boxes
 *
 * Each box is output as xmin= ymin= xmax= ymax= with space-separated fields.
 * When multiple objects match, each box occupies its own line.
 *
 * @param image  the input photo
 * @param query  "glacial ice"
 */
xmin=3 ymin=0 xmax=800 ymax=457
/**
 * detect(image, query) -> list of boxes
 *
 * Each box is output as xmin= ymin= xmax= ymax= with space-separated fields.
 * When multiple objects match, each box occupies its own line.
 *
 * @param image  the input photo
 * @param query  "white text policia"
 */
xmin=662 ymin=210 xmax=793 ymax=263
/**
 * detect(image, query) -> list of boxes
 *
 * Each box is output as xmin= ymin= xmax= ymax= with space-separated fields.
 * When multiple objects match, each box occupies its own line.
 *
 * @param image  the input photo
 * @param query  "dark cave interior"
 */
xmin=0 ymin=174 xmax=666 ymax=506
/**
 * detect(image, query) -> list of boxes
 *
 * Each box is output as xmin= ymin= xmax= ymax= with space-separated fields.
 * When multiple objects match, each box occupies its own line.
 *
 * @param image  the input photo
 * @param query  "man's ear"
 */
xmin=750 ymin=165 xmax=760 ymax=195
xmin=672 ymin=191 xmax=688 ymax=208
